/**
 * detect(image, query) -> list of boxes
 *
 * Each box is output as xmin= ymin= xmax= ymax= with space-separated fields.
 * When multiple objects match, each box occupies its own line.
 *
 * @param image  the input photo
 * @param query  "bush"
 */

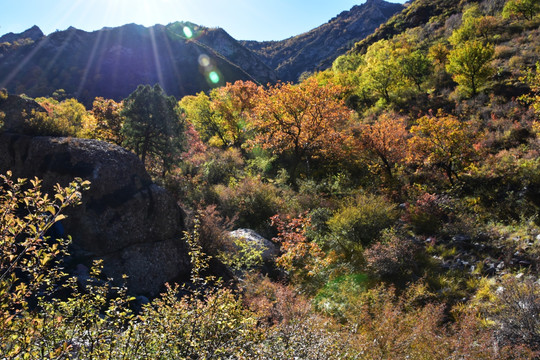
xmin=214 ymin=175 xmax=286 ymax=233
xmin=24 ymin=98 xmax=96 ymax=138
xmin=327 ymin=193 xmax=398 ymax=265
xmin=202 ymin=148 xmax=244 ymax=185
xmin=364 ymin=229 xmax=418 ymax=281
xmin=493 ymin=276 xmax=540 ymax=351
xmin=0 ymin=172 xmax=90 ymax=358
xmin=403 ymin=192 xmax=449 ymax=235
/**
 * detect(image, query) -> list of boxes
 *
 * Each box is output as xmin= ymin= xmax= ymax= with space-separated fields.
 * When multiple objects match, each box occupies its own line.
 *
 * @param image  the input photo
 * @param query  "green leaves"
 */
xmin=447 ymin=40 xmax=494 ymax=97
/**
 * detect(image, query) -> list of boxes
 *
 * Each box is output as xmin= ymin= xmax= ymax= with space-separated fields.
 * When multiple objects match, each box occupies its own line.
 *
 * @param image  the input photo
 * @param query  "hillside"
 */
xmin=0 ymin=23 xmax=276 ymax=105
xmin=3 ymin=0 xmax=540 ymax=357
xmin=242 ymin=0 xmax=404 ymax=81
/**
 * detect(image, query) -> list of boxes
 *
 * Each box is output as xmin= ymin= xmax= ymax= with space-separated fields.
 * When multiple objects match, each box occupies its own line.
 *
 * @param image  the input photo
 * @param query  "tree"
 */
xmin=180 ymin=81 xmax=261 ymax=150
xmin=91 ymin=97 xmax=124 ymax=145
xmin=449 ymin=5 xmax=498 ymax=45
xmin=251 ymin=78 xmax=352 ymax=185
xmin=502 ymin=0 xmax=540 ymax=20
xmin=121 ymin=84 xmax=184 ymax=169
xmin=447 ymin=40 xmax=494 ymax=97
xmin=407 ymin=111 xmax=478 ymax=185
xmin=209 ymin=80 xmax=260 ymax=150
xmin=179 ymin=92 xmax=226 ymax=147
xmin=399 ymin=50 xmax=432 ymax=92
xmin=355 ymin=113 xmax=409 ymax=181
xmin=361 ymin=40 xmax=402 ymax=103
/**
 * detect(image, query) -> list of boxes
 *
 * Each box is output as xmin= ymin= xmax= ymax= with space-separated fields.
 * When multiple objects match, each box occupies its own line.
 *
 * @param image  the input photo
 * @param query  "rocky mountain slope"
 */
xmin=0 ymin=1 xmax=405 ymax=101
xmin=350 ymin=0 xmax=502 ymax=55
xmin=0 ymin=23 xmax=276 ymax=105
xmin=241 ymin=0 xmax=404 ymax=82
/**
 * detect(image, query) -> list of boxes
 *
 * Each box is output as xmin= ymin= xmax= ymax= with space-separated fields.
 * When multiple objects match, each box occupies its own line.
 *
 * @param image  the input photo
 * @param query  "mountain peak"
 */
xmin=0 ymin=25 xmax=44 ymax=43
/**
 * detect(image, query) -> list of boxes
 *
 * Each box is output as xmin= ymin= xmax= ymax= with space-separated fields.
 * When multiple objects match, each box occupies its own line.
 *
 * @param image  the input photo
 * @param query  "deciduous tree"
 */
xmin=355 ymin=113 xmax=409 ymax=181
xmin=251 ymin=78 xmax=352 ymax=185
xmin=408 ymin=110 xmax=478 ymax=184
xmin=502 ymin=0 xmax=540 ymax=20
xmin=91 ymin=97 xmax=124 ymax=145
xmin=210 ymin=80 xmax=260 ymax=150
xmin=361 ymin=40 xmax=402 ymax=103
xmin=447 ymin=40 xmax=494 ymax=97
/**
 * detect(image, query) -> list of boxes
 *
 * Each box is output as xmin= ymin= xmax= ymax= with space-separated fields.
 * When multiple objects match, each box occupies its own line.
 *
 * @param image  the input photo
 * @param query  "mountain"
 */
xmin=241 ymin=0 xmax=404 ymax=82
xmin=0 ymin=25 xmax=44 ymax=44
xmin=0 ymin=1 xmax=404 ymax=102
xmin=0 ymin=23 xmax=276 ymax=105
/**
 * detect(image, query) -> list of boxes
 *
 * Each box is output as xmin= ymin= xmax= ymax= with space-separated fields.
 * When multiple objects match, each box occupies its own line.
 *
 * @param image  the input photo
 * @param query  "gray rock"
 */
xmin=0 ymin=94 xmax=45 ymax=133
xmin=0 ymin=133 xmax=189 ymax=296
xmin=228 ymin=229 xmax=278 ymax=264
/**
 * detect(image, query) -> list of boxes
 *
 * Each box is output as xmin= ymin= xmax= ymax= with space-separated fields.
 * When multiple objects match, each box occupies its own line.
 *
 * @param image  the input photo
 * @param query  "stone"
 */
xmin=0 ymin=133 xmax=190 ymax=296
xmin=0 ymin=94 xmax=45 ymax=133
xmin=228 ymin=229 xmax=278 ymax=264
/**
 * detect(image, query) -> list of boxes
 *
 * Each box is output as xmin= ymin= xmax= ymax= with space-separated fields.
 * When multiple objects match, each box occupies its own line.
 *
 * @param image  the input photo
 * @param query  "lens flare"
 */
xmin=209 ymin=71 xmax=220 ymax=84
xmin=198 ymin=54 xmax=210 ymax=67
xmin=183 ymin=26 xmax=193 ymax=39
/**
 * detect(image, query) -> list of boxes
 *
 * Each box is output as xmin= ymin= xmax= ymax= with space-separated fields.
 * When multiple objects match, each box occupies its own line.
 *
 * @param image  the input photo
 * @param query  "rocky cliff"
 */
xmin=0 ymin=133 xmax=190 ymax=296
xmin=0 ymin=25 xmax=44 ymax=44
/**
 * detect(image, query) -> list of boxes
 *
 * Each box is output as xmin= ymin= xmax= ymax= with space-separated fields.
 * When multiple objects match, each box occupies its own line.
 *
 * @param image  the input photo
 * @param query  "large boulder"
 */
xmin=0 ymin=133 xmax=190 ymax=296
xmin=0 ymin=93 xmax=45 ymax=133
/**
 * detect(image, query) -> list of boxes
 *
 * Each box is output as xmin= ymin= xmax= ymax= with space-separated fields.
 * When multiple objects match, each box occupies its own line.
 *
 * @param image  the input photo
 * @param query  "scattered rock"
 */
xmin=228 ymin=229 xmax=278 ymax=264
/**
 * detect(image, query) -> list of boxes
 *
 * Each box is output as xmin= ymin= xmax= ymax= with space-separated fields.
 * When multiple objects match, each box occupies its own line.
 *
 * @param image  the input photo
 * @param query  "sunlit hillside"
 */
xmin=1 ymin=0 xmax=540 ymax=358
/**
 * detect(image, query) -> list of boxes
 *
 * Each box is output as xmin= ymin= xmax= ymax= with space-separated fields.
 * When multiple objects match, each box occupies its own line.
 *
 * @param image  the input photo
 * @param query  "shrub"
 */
xmin=214 ymin=175 xmax=286 ymax=233
xmin=403 ymin=192 xmax=449 ymax=235
xmin=0 ymin=172 xmax=90 ymax=358
xmin=364 ymin=229 xmax=418 ymax=280
xmin=493 ymin=276 xmax=540 ymax=351
xmin=202 ymin=147 xmax=244 ymax=185
xmin=271 ymin=212 xmax=326 ymax=283
xmin=327 ymin=193 xmax=398 ymax=265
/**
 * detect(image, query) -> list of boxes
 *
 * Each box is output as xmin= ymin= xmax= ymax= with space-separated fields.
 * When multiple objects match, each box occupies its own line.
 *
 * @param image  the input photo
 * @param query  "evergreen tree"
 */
xmin=121 ymin=84 xmax=184 ymax=170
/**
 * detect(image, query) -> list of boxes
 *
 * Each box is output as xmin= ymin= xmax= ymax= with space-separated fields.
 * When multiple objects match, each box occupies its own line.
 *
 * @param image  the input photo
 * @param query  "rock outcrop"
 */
xmin=0 ymin=133 xmax=190 ymax=296
xmin=0 ymin=93 xmax=44 ymax=133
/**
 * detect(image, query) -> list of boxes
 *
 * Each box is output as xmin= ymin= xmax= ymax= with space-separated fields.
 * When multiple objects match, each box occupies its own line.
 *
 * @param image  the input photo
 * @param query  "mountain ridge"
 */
xmin=0 ymin=22 xmax=275 ymax=105
xmin=241 ymin=0 xmax=404 ymax=81
xmin=0 ymin=1 xmax=404 ymax=102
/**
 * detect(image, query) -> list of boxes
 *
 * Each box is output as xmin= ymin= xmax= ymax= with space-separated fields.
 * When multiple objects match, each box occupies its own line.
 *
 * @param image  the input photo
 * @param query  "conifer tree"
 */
xmin=121 ymin=84 xmax=184 ymax=169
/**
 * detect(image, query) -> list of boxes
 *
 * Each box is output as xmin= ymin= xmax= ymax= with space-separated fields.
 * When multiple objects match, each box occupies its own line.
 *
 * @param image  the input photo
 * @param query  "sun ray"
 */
xmin=75 ymin=27 xmax=105 ymax=98
xmin=160 ymin=26 xmax=187 ymax=96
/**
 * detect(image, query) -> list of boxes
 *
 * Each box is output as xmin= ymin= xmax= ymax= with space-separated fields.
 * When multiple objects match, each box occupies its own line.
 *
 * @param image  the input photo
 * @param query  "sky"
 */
xmin=0 ymin=0 xmax=406 ymax=42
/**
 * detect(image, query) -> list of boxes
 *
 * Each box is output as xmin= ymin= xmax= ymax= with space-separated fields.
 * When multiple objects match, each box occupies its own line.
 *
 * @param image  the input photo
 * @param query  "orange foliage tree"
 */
xmin=210 ymin=80 xmax=260 ymax=150
xmin=91 ymin=97 xmax=124 ymax=145
xmin=355 ymin=113 xmax=409 ymax=181
xmin=407 ymin=110 xmax=478 ymax=185
xmin=251 ymin=78 xmax=352 ymax=184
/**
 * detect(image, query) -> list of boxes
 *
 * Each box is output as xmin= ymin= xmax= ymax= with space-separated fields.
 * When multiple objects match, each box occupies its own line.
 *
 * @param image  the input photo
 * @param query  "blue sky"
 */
xmin=0 ymin=0 xmax=406 ymax=41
